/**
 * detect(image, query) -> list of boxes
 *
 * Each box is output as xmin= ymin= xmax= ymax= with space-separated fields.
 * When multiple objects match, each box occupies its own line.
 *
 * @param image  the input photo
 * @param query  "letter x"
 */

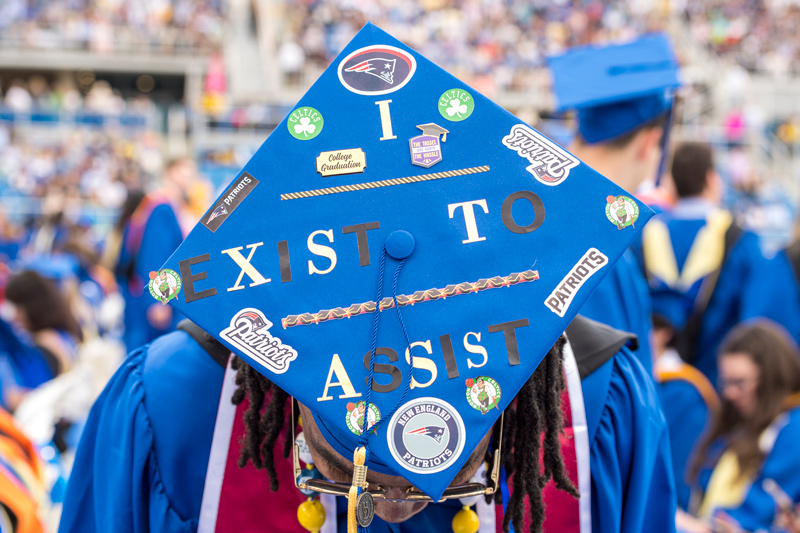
xmin=221 ymin=242 xmax=271 ymax=292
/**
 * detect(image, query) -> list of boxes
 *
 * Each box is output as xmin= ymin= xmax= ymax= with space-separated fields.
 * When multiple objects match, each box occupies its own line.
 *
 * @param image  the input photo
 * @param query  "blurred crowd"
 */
xmin=275 ymin=0 xmax=800 ymax=94
xmin=684 ymin=0 xmax=800 ymax=76
xmin=0 ymin=0 xmax=226 ymax=55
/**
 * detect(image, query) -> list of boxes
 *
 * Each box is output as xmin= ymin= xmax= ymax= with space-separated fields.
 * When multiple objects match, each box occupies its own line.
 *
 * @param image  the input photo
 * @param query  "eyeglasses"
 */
xmin=292 ymin=400 xmax=503 ymax=503
xmin=718 ymin=376 xmax=759 ymax=392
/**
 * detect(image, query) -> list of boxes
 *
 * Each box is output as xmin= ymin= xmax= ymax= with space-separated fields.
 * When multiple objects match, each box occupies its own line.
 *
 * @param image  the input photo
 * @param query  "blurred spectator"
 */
xmin=684 ymin=321 xmax=800 ymax=532
xmin=1 ymin=0 xmax=226 ymax=55
xmin=5 ymin=79 xmax=32 ymax=112
xmin=641 ymin=142 xmax=785 ymax=385
xmin=115 ymin=159 xmax=195 ymax=351
xmin=4 ymin=271 xmax=82 ymax=380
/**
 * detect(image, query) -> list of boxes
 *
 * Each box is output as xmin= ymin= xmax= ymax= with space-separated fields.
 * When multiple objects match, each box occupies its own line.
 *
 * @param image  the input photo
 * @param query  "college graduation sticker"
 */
xmin=148 ymin=269 xmax=181 ymax=305
xmin=388 ymin=397 xmax=465 ymax=474
xmin=605 ymin=195 xmax=639 ymax=230
xmin=346 ymin=401 xmax=381 ymax=436
xmin=287 ymin=106 xmax=323 ymax=140
xmin=465 ymin=376 xmax=501 ymax=414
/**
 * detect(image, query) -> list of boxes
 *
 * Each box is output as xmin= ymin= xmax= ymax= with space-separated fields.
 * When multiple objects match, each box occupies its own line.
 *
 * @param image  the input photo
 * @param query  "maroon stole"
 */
xmin=199 ymin=344 xmax=589 ymax=533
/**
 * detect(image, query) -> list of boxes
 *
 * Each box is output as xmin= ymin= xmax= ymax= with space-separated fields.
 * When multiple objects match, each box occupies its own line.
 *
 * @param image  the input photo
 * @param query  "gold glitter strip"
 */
xmin=281 ymin=269 xmax=539 ymax=328
xmin=280 ymin=165 xmax=490 ymax=201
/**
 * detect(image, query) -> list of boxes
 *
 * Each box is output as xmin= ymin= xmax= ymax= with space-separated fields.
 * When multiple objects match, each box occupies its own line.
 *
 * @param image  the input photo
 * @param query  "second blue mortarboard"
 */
xmin=157 ymin=23 xmax=655 ymax=502
xmin=548 ymin=33 xmax=681 ymax=144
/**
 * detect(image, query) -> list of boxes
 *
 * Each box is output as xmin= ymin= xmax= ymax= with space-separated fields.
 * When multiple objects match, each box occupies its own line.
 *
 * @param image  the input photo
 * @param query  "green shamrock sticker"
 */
xmin=438 ymin=88 xmax=474 ymax=122
xmin=287 ymin=106 xmax=324 ymax=140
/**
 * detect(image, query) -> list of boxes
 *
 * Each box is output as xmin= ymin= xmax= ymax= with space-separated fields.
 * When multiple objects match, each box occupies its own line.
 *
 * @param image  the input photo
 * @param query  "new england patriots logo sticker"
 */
xmin=388 ymin=398 xmax=465 ymax=474
xmin=338 ymin=45 xmax=416 ymax=95
xmin=206 ymin=204 xmax=228 ymax=224
xmin=406 ymin=426 xmax=445 ymax=444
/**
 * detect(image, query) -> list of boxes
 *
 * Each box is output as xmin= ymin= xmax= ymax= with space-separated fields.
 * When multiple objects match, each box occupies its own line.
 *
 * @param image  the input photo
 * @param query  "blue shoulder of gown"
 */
xmin=582 ymin=346 xmax=677 ymax=533
xmin=693 ymin=231 xmax=769 ymax=383
xmin=59 ymin=331 xmax=224 ymax=533
xmin=123 ymin=204 xmax=185 ymax=351
xmin=579 ymin=249 xmax=653 ymax=376
xmin=657 ymin=379 xmax=710 ymax=510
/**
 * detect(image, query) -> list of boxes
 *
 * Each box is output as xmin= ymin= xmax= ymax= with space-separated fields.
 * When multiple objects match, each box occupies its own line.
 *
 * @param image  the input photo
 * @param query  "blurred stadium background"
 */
xmin=1 ymin=0 xmax=799 ymax=254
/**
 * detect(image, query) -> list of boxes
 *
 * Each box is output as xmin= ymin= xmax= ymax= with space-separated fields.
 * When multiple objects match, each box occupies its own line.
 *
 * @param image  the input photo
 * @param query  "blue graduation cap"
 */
xmin=158 ymin=23 xmax=654 ymax=502
xmin=548 ymin=34 xmax=681 ymax=144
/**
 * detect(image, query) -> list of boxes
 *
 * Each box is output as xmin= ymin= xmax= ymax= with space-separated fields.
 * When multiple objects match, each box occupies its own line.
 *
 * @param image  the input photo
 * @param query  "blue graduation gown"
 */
xmin=759 ymin=249 xmax=800 ymax=346
xmin=59 ymin=331 xmax=224 ymax=533
xmin=657 ymin=378 xmax=711 ymax=510
xmin=580 ymin=250 xmax=654 ymax=375
xmin=650 ymin=219 xmax=774 ymax=384
xmin=583 ymin=346 xmax=677 ymax=532
xmin=60 ymin=335 xmax=675 ymax=533
xmin=120 ymin=203 xmax=185 ymax=352
xmin=697 ymin=406 xmax=800 ymax=531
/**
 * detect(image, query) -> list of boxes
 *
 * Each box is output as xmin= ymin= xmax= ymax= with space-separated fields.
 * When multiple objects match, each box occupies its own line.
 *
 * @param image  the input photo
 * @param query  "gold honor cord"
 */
xmin=282 ymin=270 xmax=539 ymax=329
xmin=280 ymin=165 xmax=490 ymax=200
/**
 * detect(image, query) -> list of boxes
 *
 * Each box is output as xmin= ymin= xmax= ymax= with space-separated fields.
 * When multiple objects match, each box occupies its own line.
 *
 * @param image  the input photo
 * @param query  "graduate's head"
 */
xmin=691 ymin=321 xmax=800 ymax=481
xmin=230 ymin=336 xmax=578 ymax=530
xmin=548 ymin=34 xmax=680 ymax=193
xmin=5 ymin=269 xmax=81 ymax=341
xmin=717 ymin=321 xmax=800 ymax=419
xmin=670 ymin=141 xmax=722 ymax=203
xmin=155 ymin=24 xmax=657 ymax=533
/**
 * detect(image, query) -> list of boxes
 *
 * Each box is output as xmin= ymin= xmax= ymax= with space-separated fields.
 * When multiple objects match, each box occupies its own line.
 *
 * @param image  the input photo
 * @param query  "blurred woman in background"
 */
xmin=680 ymin=321 xmax=800 ymax=532
xmin=5 ymin=270 xmax=82 ymax=381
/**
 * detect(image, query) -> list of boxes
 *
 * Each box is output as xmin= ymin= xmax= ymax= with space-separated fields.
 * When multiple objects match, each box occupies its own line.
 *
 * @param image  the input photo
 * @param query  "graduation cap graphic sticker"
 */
xmin=160 ymin=23 xmax=654 ymax=501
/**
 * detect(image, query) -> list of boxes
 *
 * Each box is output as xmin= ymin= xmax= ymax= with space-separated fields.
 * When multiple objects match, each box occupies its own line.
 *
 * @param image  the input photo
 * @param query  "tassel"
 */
xmin=347 ymin=446 xmax=368 ymax=533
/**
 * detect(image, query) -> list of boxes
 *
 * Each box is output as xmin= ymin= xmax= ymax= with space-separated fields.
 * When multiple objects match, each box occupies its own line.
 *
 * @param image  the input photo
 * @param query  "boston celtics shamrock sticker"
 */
xmin=287 ymin=106 xmax=324 ymax=140
xmin=346 ymin=401 xmax=381 ymax=436
xmin=465 ymin=376 xmax=501 ymax=414
xmin=605 ymin=195 xmax=639 ymax=230
xmin=148 ymin=269 xmax=182 ymax=305
xmin=439 ymin=88 xmax=474 ymax=122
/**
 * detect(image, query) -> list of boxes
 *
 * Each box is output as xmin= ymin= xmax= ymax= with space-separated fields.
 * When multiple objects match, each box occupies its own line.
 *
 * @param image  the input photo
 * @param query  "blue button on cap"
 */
xmin=385 ymin=230 xmax=415 ymax=260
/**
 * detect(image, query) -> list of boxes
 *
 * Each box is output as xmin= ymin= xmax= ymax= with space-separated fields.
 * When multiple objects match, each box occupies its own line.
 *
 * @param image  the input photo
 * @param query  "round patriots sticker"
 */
xmin=388 ymin=398 xmax=465 ymax=474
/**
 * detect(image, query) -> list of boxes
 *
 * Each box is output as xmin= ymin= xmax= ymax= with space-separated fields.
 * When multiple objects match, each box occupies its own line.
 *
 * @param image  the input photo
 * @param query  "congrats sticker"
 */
xmin=338 ymin=45 xmax=417 ymax=96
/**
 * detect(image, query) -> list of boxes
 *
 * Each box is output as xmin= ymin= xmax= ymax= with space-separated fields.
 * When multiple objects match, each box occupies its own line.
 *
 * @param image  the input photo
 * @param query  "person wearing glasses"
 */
xmin=676 ymin=321 xmax=800 ymax=532
xmin=59 ymin=314 xmax=675 ymax=533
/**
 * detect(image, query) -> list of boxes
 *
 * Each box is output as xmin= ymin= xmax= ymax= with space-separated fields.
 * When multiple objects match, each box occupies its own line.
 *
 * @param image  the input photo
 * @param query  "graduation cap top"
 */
xmin=159 ymin=23 xmax=654 ymax=501
xmin=548 ymin=34 xmax=681 ymax=144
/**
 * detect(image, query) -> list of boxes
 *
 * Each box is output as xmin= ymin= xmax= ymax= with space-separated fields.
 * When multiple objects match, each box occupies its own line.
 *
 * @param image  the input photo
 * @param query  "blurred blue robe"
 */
xmin=117 ymin=202 xmax=184 ymax=352
xmin=644 ymin=199 xmax=783 ymax=384
xmin=60 ymin=333 xmax=675 ymax=533
xmin=696 ymin=405 xmax=800 ymax=532
xmin=655 ymin=352 xmax=716 ymax=511
xmin=580 ymin=250 xmax=654 ymax=376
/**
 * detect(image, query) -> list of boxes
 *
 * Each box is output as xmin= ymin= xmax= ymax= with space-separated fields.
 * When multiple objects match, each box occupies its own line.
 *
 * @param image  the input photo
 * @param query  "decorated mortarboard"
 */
xmin=158 ymin=23 xmax=654 ymax=503
xmin=548 ymin=33 xmax=681 ymax=144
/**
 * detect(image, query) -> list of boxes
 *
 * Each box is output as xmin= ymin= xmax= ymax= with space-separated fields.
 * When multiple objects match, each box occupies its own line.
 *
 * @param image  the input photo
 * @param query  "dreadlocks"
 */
xmin=231 ymin=336 xmax=578 ymax=533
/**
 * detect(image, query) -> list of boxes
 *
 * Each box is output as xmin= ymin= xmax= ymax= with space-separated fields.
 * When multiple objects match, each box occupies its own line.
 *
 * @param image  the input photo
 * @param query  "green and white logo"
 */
xmin=465 ymin=376 xmax=501 ymax=414
xmin=346 ymin=401 xmax=381 ymax=436
xmin=605 ymin=195 xmax=640 ymax=230
xmin=148 ymin=269 xmax=182 ymax=305
xmin=288 ymin=106 xmax=324 ymax=140
xmin=438 ymin=88 xmax=474 ymax=122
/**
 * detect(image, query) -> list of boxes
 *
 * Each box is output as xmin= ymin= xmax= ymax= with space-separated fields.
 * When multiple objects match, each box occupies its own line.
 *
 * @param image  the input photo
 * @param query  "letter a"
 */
xmin=317 ymin=353 xmax=362 ymax=402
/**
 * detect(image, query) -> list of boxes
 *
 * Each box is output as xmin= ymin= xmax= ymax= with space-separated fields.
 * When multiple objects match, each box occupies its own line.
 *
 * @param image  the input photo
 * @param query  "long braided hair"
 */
xmin=231 ymin=336 xmax=578 ymax=533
